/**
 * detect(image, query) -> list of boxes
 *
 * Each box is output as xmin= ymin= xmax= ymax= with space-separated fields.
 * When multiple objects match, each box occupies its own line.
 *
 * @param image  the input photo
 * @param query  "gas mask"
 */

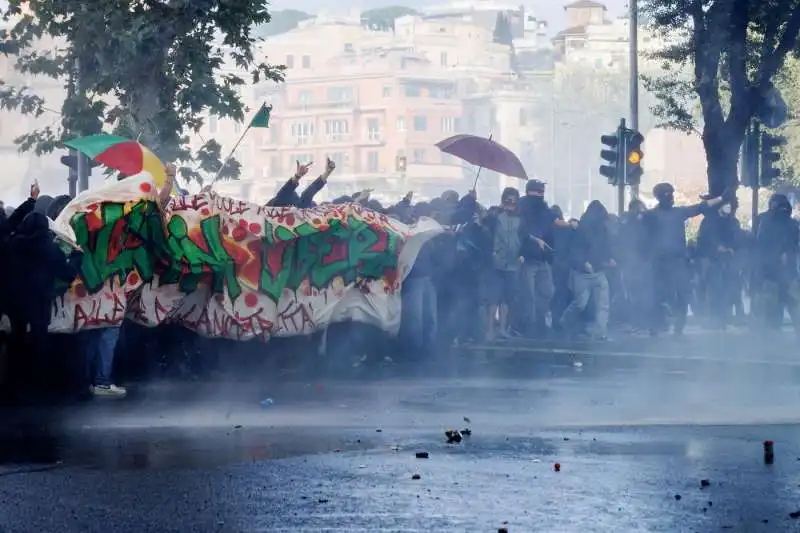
xmin=720 ymin=204 xmax=732 ymax=216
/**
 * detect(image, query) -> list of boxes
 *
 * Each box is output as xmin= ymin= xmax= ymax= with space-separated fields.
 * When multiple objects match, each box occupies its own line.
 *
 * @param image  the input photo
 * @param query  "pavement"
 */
xmin=3 ymin=331 xmax=800 ymax=532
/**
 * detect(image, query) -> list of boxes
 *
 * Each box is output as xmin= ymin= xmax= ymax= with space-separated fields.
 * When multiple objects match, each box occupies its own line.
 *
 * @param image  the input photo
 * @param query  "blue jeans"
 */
xmin=84 ymin=328 xmax=120 ymax=386
xmin=400 ymin=275 xmax=438 ymax=352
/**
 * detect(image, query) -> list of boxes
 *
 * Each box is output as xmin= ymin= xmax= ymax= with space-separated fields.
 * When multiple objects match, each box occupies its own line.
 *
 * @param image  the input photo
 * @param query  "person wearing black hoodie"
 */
xmin=754 ymin=193 xmax=800 ymax=331
xmin=267 ymin=158 xmax=335 ymax=207
xmin=560 ymin=201 xmax=615 ymax=340
xmin=697 ymin=199 xmax=742 ymax=328
xmin=6 ymin=211 xmax=80 ymax=398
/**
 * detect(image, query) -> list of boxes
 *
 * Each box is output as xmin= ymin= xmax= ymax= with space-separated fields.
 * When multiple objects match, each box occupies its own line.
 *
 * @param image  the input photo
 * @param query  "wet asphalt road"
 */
xmin=4 ymin=330 xmax=800 ymax=532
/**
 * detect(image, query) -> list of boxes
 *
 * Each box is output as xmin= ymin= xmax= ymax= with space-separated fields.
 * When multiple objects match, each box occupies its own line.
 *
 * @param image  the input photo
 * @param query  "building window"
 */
xmin=302 ymin=55 xmax=311 ymax=68
xmin=297 ymin=90 xmax=312 ymax=110
xmin=382 ymin=86 xmax=392 ymax=97
xmin=396 ymin=116 xmax=406 ymax=132
xmin=327 ymin=86 xmax=354 ymax=102
xmin=324 ymin=119 xmax=349 ymax=141
xmin=344 ymin=43 xmax=354 ymax=53
xmin=412 ymin=149 xmax=426 ymax=163
xmin=366 ymin=118 xmax=380 ymax=141
xmin=441 ymin=117 xmax=455 ymax=133
xmin=270 ymin=122 xmax=279 ymax=143
xmin=270 ymin=156 xmax=280 ymax=176
xmin=430 ymin=85 xmax=454 ymax=98
xmin=209 ymin=115 xmax=218 ymax=134
xmin=291 ymin=122 xmax=314 ymax=144
xmin=413 ymin=115 xmax=427 ymax=131
xmin=440 ymin=51 xmax=448 ymax=66
xmin=367 ymin=151 xmax=379 ymax=172
xmin=286 ymin=55 xmax=295 ymax=68
xmin=404 ymin=85 xmax=421 ymax=97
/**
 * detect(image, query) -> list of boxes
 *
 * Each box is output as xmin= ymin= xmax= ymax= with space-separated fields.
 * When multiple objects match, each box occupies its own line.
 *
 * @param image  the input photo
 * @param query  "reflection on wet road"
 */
xmin=3 ymin=339 xmax=800 ymax=531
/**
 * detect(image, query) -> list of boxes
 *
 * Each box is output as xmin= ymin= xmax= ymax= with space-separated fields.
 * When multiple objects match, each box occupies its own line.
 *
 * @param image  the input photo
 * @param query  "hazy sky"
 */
xmin=269 ymin=0 xmax=629 ymax=31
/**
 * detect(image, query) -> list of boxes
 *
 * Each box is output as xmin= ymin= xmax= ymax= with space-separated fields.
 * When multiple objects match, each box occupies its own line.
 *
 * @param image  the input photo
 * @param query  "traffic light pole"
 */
xmin=617 ymin=117 xmax=626 ymax=216
xmin=629 ymin=0 xmax=639 ymax=199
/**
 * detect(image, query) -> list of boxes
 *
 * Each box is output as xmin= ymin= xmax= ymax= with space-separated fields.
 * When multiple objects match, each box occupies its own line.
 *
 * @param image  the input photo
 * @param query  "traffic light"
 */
xmin=760 ymin=132 xmax=786 ymax=186
xmin=624 ymin=130 xmax=644 ymax=185
xmin=60 ymin=153 xmax=79 ymax=170
xmin=740 ymin=126 xmax=759 ymax=188
xmin=599 ymin=129 xmax=622 ymax=185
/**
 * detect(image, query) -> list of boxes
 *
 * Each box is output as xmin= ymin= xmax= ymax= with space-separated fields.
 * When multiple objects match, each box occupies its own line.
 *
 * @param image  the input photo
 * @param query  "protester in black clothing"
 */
xmin=697 ymin=199 xmax=742 ymax=328
xmin=548 ymin=205 xmax=574 ymax=333
xmin=560 ymin=200 xmax=614 ymax=339
xmin=267 ymin=158 xmax=335 ymax=207
xmin=754 ymin=193 xmax=799 ymax=331
xmin=643 ymin=182 xmax=728 ymax=335
xmin=517 ymin=180 xmax=556 ymax=336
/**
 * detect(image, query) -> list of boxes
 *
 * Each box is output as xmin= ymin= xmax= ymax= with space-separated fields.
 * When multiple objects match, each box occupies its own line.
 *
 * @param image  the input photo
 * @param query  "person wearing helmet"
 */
xmin=643 ymin=182 xmax=729 ymax=335
xmin=754 ymin=193 xmax=799 ymax=331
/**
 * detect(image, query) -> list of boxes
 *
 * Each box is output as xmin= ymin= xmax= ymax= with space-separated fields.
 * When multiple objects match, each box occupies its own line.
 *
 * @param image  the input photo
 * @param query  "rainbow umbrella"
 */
xmin=64 ymin=134 xmax=168 ymax=187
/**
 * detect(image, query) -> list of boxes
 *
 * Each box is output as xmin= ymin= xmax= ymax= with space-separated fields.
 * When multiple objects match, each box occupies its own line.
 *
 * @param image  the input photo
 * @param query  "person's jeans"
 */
xmin=560 ymin=270 xmax=610 ymax=337
xmin=85 ymin=328 xmax=120 ymax=386
xmin=400 ymin=275 xmax=438 ymax=353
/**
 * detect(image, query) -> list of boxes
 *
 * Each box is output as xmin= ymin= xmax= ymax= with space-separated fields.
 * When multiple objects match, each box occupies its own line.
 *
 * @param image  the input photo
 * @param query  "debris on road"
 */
xmin=376 ymin=428 xmax=383 ymax=433
xmin=498 ymin=528 xmax=509 ymax=533
xmin=463 ymin=416 xmax=471 ymax=424
xmin=461 ymin=428 xmax=472 ymax=437
xmin=573 ymin=362 xmax=583 ymax=368
xmin=790 ymin=510 xmax=800 ymax=519
xmin=233 ymin=425 xmax=242 ymax=429
xmin=674 ymin=494 xmax=682 ymax=501
xmin=553 ymin=463 xmax=561 ymax=472
xmin=700 ymin=479 xmax=711 ymax=488
xmin=764 ymin=440 xmax=775 ymax=464
xmin=411 ymin=473 xmax=421 ymax=480
xmin=415 ymin=452 xmax=429 ymax=459
xmin=445 ymin=430 xmax=463 ymax=443
xmin=259 ymin=398 xmax=274 ymax=408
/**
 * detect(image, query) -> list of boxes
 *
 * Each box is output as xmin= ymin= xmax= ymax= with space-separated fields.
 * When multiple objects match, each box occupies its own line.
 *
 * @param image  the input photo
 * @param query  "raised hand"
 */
xmin=30 ymin=180 xmax=40 ymax=200
xmin=326 ymin=157 xmax=335 ymax=174
xmin=295 ymin=160 xmax=313 ymax=179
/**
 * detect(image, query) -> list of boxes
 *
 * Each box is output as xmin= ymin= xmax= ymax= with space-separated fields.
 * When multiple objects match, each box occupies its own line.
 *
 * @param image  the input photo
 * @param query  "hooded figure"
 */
xmin=7 ymin=212 xmax=79 ymax=333
xmin=755 ymin=193 xmax=800 ymax=330
xmin=560 ymin=200 xmax=613 ymax=339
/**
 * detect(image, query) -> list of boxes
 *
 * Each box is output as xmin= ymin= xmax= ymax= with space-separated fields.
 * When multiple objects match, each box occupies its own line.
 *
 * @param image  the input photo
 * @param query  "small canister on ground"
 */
xmin=764 ymin=440 xmax=774 ymax=464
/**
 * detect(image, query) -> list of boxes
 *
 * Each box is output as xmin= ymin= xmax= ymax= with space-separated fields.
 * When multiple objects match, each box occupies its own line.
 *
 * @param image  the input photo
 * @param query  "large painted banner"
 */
xmin=49 ymin=176 xmax=442 ymax=340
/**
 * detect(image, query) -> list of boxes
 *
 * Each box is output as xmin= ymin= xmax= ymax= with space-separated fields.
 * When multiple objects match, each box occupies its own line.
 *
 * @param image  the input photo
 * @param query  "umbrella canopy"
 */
xmin=436 ymin=134 xmax=528 ymax=180
xmin=64 ymin=135 xmax=168 ymax=187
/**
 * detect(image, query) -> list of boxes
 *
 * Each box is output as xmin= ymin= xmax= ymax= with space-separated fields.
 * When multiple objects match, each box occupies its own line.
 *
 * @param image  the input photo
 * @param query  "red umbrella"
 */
xmin=436 ymin=134 xmax=528 ymax=180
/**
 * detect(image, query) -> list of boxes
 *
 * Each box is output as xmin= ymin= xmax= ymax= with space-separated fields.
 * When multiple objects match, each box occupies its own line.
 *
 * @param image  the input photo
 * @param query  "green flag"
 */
xmin=250 ymin=103 xmax=272 ymax=128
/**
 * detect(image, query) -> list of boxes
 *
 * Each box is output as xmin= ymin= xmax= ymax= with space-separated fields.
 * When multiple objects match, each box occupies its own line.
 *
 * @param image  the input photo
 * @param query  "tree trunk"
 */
xmin=703 ymin=123 xmax=745 ymax=196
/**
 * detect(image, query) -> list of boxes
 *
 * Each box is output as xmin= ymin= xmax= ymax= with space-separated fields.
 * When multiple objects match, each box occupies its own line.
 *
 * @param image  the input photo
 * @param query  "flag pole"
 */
xmin=208 ymin=124 xmax=252 ymax=187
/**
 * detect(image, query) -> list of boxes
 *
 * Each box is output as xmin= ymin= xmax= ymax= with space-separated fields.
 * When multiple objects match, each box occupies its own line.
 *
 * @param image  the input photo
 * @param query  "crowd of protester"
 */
xmin=1 ymin=158 xmax=799 ymax=406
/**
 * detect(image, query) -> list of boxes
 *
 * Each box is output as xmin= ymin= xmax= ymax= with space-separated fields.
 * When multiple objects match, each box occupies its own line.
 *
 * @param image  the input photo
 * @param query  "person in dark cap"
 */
xmin=642 ymin=182 xmax=729 ymax=335
xmin=516 ymin=179 xmax=574 ymax=337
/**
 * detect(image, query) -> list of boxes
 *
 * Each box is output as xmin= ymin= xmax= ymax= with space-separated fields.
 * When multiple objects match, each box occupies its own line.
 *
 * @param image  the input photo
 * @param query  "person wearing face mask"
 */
xmin=517 ymin=180 xmax=574 ymax=337
xmin=754 ymin=193 xmax=800 ymax=332
xmin=642 ymin=182 xmax=729 ymax=336
xmin=697 ymin=198 xmax=742 ymax=329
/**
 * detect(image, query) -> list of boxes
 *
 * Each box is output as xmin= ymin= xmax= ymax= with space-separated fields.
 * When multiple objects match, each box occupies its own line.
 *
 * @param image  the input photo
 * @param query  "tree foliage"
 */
xmin=361 ymin=6 xmax=418 ymax=31
xmin=0 ymin=0 xmax=285 ymax=185
xmin=641 ymin=0 xmax=800 ymax=195
xmin=492 ymin=13 xmax=513 ymax=45
xmin=773 ymin=57 xmax=800 ymax=185
xmin=253 ymin=9 xmax=312 ymax=39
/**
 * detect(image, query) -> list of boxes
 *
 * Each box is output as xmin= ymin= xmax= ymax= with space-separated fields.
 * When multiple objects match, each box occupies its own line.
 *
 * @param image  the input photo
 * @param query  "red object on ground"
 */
xmin=554 ymin=463 xmax=561 ymax=472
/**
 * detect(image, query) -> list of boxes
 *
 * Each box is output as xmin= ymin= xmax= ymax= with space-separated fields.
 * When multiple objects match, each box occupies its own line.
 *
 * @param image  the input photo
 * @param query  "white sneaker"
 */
xmin=90 ymin=384 xmax=127 ymax=398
